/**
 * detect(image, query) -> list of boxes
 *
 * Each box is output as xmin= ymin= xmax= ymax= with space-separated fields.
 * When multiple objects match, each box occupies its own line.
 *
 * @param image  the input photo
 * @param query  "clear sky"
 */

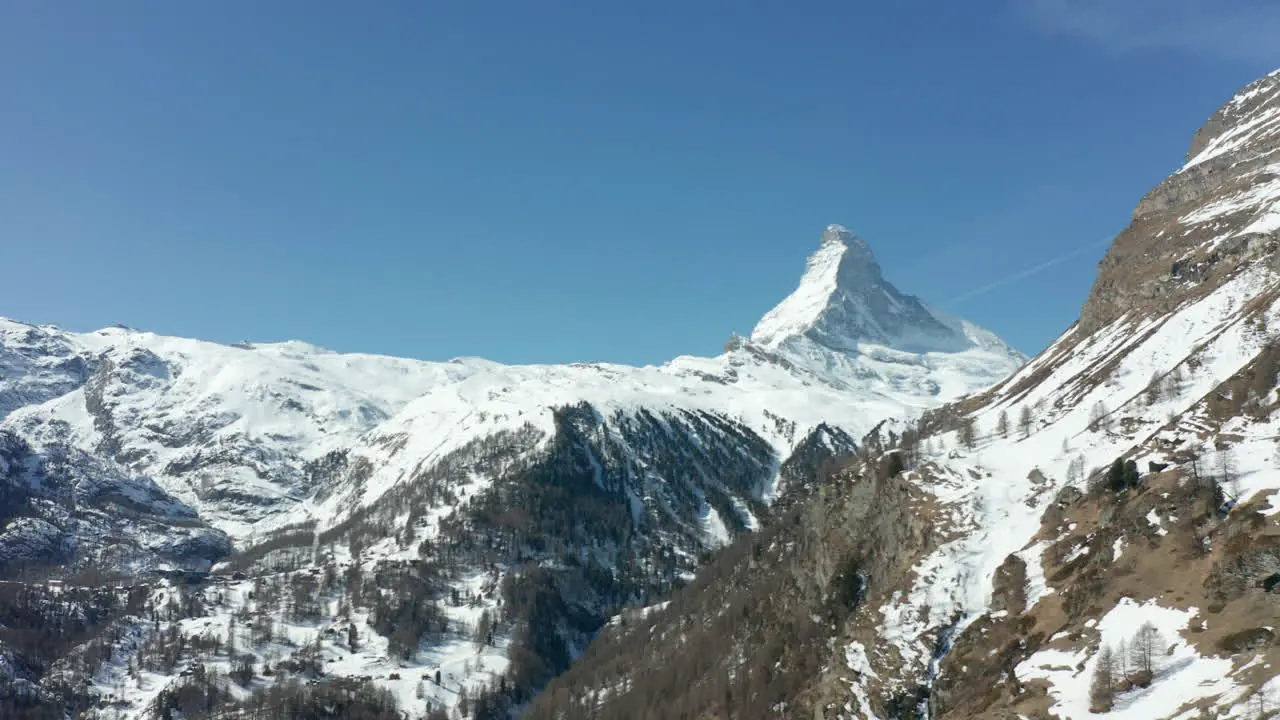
xmin=3 ymin=2 xmax=1279 ymax=364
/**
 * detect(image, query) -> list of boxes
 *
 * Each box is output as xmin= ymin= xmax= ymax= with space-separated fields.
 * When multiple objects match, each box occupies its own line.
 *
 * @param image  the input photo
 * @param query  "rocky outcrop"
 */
xmin=990 ymin=553 xmax=1028 ymax=615
xmin=770 ymin=422 xmax=859 ymax=512
xmin=1080 ymin=71 xmax=1280 ymax=335
xmin=0 ymin=429 xmax=230 ymax=576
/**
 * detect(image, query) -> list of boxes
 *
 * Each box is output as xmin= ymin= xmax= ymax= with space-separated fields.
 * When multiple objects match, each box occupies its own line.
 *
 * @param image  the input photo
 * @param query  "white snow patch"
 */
xmin=1146 ymin=509 xmax=1168 ymax=536
xmin=1017 ymin=598 xmax=1234 ymax=720
xmin=845 ymin=641 xmax=877 ymax=679
xmin=1018 ymin=541 xmax=1055 ymax=611
xmin=700 ymin=506 xmax=732 ymax=548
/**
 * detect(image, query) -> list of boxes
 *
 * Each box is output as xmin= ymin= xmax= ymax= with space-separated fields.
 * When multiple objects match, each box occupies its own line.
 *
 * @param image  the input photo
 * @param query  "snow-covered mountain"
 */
xmin=0 ymin=224 xmax=1023 ymax=718
xmin=529 ymin=68 xmax=1280 ymax=720
xmin=0 ymin=225 xmax=1022 ymax=542
xmin=753 ymin=225 xmax=1009 ymax=356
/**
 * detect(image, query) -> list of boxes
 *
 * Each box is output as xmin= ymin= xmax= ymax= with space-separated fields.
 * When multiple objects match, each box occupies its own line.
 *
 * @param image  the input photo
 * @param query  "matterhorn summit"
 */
xmin=754 ymin=224 xmax=1006 ymax=355
xmin=740 ymin=224 xmax=1025 ymax=398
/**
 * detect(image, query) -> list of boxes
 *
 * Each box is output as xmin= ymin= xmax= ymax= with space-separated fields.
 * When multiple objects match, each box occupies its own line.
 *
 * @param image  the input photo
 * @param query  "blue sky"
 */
xmin=3 ymin=1 xmax=1278 ymax=364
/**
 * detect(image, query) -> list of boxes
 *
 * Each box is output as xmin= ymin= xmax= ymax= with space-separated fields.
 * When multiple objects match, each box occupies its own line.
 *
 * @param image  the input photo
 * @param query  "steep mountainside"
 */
xmin=529 ymin=69 xmax=1280 ymax=720
xmin=0 ymin=226 xmax=1021 ymax=718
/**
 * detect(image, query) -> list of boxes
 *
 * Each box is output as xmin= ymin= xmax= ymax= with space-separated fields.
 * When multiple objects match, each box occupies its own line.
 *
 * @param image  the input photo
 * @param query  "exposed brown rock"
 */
xmin=1081 ymin=72 xmax=1280 ymax=335
xmin=990 ymin=553 xmax=1029 ymax=615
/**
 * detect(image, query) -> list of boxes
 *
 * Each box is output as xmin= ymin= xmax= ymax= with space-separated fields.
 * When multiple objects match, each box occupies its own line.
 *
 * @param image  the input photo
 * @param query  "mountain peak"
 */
xmin=821 ymin=223 xmax=854 ymax=242
xmin=818 ymin=224 xmax=881 ymax=278
xmin=751 ymin=226 xmax=993 ymax=356
xmin=750 ymin=225 xmax=879 ymax=349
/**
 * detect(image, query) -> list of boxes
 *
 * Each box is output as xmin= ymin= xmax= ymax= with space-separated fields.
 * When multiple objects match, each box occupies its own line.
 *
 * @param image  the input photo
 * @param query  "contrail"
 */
xmin=947 ymin=239 xmax=1111 ymax=306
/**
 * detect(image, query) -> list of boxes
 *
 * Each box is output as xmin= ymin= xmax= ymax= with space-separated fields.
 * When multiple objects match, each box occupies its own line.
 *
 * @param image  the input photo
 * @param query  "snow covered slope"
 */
xmin=0 ymin=319 xmax=455 ymax=536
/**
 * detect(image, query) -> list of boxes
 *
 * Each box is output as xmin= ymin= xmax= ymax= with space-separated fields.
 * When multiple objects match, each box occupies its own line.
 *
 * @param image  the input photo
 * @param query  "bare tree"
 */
xmin=1144 ymin=371 xmax=1163 ymax=406
xmin=996 ymin=410 xmax=1010 ymax=439
xmin=899 ymin=425 xmax=921 ymax=469
xmin=1089 ymin=401 xmax=1110 ymax=432
xmin=1067 ymin=454 xmax=1086 ymax=485
xmin=1130 ymin=621 xmax=1164 ymax=682
xmin=1115 ymin=637 xmax=1129 ymax=685
xmin=1090 ymin=644 xmax=1117 ymax=712
xmin=1164 ymin=366 xmax=1184 ymax=398
xmin=1218 ymin=446 xmax=1241 ymax=500
xmin=1252 ymin=685 xmax=1272 ymax=719
xmin=1019 ymin=405 xmax=1034 ymax=439
xmin=474 ymin=609 xmax=495 ymax=649
xmin=1186 ymin=443 xmax=1209 ymax=489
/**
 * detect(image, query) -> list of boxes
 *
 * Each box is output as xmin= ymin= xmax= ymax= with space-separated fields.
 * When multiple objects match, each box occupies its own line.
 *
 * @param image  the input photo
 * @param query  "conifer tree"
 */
xmin=1123 ymin=459 xmax=1140 ymax=489
xmin=1090 ymin=644 xmax=1117 ymax=711
xmin=1107 ymin=458 xmax=1126 ymax=493
xmin=958 ymin=416 xmax=978 ymax=450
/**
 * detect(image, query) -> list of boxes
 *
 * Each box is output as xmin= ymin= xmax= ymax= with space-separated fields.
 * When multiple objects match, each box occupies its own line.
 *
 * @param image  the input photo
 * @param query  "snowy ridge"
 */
xmin=1184 ymin=70 xmax=1280 ymax=170
xmin=0 ymin=226 xmax=1023 ymax=541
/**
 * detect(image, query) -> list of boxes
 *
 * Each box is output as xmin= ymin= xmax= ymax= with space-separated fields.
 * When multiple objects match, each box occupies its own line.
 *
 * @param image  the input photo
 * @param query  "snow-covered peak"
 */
xmin=751 ymin=225 xmax=1019 ymax=361
xmin=751 ymin=226 xmax=879 ymax=349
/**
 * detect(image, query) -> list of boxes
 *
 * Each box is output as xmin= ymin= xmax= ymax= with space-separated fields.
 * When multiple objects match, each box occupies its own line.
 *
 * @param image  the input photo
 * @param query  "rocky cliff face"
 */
xmin=1081 ymin=69 xmax=1280 ymax=334
xmin=0 ymin=429 xmax=230 ymax=577
xmin=526 ymin=454 xmax=944 ymax=720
